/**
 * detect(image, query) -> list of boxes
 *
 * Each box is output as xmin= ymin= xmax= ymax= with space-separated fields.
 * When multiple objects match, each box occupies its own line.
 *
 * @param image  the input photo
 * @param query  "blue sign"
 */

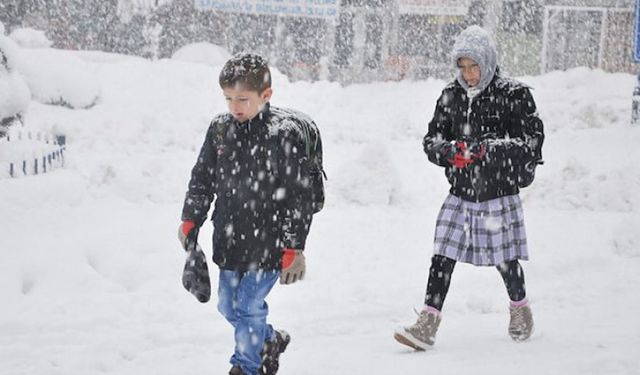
xmin=635 ymin=0 xmax=640 ymax=61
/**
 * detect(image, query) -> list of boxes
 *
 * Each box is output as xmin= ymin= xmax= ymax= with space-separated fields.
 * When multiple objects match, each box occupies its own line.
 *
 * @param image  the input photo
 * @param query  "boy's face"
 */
xmin=223 ymin=85 xmax=273 ymax=123
xmin=457 ymin=57 xmax=481 ymax=87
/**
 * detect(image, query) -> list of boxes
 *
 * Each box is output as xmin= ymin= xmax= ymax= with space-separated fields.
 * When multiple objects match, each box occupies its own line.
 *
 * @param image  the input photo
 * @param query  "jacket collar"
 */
xmin=233 ymin=102 xmax=270 ymax=128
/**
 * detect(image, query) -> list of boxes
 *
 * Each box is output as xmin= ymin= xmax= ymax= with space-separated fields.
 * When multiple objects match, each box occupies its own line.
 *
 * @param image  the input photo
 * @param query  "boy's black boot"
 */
xmin=229 ymin=365 xmax=245 ymax=375
xmin=259 ymin=330 xmax=291 ymax=375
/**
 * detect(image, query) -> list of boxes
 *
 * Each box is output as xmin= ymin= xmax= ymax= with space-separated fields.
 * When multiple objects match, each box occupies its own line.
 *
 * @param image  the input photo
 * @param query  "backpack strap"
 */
xmin=213 ymin=120 xmax=226 ymax=145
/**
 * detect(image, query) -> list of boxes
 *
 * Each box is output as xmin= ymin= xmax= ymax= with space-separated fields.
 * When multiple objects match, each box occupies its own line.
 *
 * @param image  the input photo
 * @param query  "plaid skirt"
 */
xmin=433 ymin=194 xmax=529 ymax=266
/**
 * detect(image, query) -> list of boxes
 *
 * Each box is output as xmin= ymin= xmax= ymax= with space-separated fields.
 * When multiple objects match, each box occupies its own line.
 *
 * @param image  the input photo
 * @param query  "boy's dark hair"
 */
xmin=219 ymin=53 xmax=271 ymax=93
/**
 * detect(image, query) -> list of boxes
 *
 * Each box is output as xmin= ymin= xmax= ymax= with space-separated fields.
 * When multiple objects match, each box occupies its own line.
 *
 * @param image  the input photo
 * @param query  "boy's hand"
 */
xmin=178 ymin=220 xmax=198 ymax=251
xmin=280 ymin=248 xmax=305 ymax=285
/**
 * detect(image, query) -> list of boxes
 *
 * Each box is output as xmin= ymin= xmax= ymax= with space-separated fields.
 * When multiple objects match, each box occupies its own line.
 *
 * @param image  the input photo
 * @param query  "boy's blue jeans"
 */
xmin=217 ymin=269 xmax=280 ymax=375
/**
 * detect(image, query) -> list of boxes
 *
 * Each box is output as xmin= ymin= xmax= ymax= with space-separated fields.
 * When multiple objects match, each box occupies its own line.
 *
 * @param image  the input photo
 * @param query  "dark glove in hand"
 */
xmin=182 ymin=243 xmax=211 ymax=303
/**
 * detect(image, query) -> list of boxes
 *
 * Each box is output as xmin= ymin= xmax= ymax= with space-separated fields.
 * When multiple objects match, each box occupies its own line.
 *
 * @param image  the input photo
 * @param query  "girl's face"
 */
xmin=457 ymin=57 xmax=481 ymax=87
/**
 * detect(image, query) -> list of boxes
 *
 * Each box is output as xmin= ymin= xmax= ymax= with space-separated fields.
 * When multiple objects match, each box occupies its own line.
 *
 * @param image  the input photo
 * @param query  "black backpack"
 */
xmin=297 ymin=119 xmax=325 ymax=213
xmin=517 ymin=160 xmax=543 ymax=188
xmin=211 ymin=114 xmax=326 ymax=214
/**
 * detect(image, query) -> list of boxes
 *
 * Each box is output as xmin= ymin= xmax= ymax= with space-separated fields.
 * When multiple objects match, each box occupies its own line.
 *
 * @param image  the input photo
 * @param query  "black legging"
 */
xmin=424 ymin=255 xmax=526 ymax=311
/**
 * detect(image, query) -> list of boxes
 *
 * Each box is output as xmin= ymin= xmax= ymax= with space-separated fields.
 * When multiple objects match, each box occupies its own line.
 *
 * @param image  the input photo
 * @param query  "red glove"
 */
xmin=178 ymin=220 xmax=197 ymax=251
xmin=448 ymin=141 xmax=486 ymax=168
xmin=282 ymin=248 xmax=297 ymax=269
xmin=181 ymin=221 xmax=195 ymax=236
xmin=448 ymin=141 xmax=474 ymax=168
xmin=281 ymin=248 xmax=306 ymax=285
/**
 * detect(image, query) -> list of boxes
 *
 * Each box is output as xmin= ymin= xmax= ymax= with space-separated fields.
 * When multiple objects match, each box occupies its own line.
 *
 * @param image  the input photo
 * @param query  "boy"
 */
xmin=394 ymin=25 xmax=544 ymax=350
xmin=178 ymin=53 xmax=324 ymax=375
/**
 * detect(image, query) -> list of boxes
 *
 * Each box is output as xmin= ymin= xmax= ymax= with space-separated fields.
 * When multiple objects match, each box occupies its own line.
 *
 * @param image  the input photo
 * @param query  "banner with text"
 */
xmin=397 ymin=0 xmax=470 ymax=15
xmin=195 ymin=0 xmax=339 ymax=19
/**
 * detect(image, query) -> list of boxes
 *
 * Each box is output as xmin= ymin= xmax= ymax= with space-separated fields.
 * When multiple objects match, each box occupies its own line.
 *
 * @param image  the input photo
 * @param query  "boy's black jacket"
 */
xmin=423 ymin=75 xmax=545 ymax=202
xmin=182 ymin=104 xmax=321 ymax=272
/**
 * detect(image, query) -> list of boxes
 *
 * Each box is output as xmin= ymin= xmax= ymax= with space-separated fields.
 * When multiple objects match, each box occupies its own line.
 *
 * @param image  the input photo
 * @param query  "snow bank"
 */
xmin=171 ymin=42 xmax=231 ymax=66
xmin=8 ymin=27 xmax=53 ymax=49
xmin=171 ymin=44 xmax=290 ymax=89
xmin=518 ymin=68 xmax=640 ymax=213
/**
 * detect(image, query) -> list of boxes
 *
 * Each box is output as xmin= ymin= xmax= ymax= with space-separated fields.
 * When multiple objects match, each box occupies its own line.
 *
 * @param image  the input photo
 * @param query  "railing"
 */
xmin=0 ymin=126 xmax=66 ymax=179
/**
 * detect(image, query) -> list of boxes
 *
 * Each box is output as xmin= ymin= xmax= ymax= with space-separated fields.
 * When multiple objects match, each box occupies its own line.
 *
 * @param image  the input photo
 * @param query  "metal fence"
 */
xmin=0 ymin=125 xmax=66 ymax=179
xmin=541 ymin=5 xmax=638 ymax=74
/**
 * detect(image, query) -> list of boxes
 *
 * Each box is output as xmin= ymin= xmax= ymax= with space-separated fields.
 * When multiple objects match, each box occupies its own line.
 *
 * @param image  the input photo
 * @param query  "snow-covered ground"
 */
xmin=1 ymin=43 xmax=639 ymax=375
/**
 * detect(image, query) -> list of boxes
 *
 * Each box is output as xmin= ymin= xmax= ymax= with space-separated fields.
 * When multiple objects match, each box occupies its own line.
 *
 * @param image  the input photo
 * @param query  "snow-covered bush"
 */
xmin=0 ymin=35 xmax=30 ymax=121
xmin=16 ymin=48 xmax=100 ymax=109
